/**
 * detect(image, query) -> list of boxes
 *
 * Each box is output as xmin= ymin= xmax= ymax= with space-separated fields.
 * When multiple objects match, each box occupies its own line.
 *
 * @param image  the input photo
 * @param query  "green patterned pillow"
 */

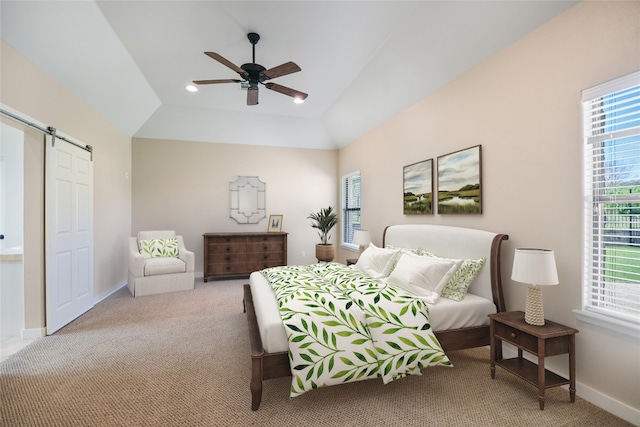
xmin=440 ymin=257 xmax=486 ymax=301
xmin=139 ymin=238 xmax=179 ymax=258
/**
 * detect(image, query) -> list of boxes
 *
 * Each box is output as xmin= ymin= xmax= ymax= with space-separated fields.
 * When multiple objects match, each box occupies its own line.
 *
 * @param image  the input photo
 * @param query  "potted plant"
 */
xmin=308 ymin=206 xmax=338 ymax=262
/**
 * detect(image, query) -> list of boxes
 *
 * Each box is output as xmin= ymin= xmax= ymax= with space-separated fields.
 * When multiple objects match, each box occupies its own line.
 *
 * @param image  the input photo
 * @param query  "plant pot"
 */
xmin=315 ymin=244 xmax=335 ymax=262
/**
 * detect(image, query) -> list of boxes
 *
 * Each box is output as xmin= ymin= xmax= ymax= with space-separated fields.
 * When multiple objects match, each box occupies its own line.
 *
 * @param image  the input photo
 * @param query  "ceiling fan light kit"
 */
xmin=194 ymin=32 xmax=308 ymax=106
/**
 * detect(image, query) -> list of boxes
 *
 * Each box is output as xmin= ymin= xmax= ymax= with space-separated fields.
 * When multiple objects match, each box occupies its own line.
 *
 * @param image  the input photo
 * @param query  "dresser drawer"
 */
xmin=208 ymin=241 xmax=247 ymax=254
xmin=494 ymin=322 xmax=538 ymax=354
xmin=211 ymin=253 xmax=250 ymax=264
xmin=246 ymin=242 xmax=285 ymax=253
xmin=249 ymin=253 xmax=285 ymax=268
xmin=247 ymin=236 xmax=283 ymax=251
xmin=211 ymin=261 xmax=251 ymax=275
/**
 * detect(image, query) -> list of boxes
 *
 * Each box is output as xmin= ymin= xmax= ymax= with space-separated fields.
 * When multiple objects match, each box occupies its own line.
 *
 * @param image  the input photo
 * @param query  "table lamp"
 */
xmin=352 ymin=229 xmax=371 ymax=255
xmin=511 ymin=248 xmax=559 ymax=326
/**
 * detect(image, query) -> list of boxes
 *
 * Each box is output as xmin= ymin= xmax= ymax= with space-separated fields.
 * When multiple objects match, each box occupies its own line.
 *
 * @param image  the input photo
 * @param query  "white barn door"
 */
xmin=45 ymin=135 xmax=94 ymax=334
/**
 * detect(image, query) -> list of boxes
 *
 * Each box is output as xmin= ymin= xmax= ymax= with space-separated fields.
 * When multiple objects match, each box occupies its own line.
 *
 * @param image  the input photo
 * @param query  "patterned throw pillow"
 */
xmin=440 ymin=257 xmax=486 ymax=301
xmin=139 ymin=238 xmax=179 ymax=258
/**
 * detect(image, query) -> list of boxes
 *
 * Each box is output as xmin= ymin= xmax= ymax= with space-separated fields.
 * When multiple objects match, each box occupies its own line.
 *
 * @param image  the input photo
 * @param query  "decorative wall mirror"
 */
xmin=229 ymin=176 xmax=266 ymax=224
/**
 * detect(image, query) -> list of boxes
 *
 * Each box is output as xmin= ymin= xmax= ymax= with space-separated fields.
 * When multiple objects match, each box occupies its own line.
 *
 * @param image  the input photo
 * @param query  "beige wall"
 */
xmin=338 ymin=1 xmax=640 ymax=415
xmin=1 ymin=0 xmax=638 ymax=420
xmin=1 ymin=40 xmax=132 ymax=329
xmin=132 ymin=138 xmax=337 ymax=271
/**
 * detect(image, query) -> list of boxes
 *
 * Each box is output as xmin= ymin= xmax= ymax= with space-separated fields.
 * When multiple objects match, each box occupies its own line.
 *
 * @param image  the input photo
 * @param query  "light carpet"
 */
xmin=0 ymin=279 xmax=633 ymax=426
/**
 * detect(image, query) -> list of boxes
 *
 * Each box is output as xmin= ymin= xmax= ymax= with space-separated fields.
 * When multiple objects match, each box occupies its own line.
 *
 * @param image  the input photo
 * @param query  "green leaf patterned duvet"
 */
xmin=261 ymin=262 xmax=452 ymax=398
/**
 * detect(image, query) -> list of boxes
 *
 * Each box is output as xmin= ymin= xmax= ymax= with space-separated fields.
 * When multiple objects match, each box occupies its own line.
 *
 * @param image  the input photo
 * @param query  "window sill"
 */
xmin=341 ymin=243 xmax=359 ymax=252
xmin=573 ymin=309 xmax=640 ymax=340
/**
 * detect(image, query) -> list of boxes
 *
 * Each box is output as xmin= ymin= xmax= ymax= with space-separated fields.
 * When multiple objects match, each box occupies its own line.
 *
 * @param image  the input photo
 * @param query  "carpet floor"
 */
xmin=0 ymin=278 xmax=633 ymax=426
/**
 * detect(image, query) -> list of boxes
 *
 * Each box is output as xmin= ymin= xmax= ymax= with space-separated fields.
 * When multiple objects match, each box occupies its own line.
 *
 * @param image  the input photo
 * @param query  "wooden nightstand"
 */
xmin=489 ymin=310 xmax=578 ymax=410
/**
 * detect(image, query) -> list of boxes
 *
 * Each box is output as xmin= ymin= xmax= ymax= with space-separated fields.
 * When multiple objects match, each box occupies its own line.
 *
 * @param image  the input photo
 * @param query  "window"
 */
xmin=341 ymin=171 xmax=361 ymax=248
xmin=581 ymin=71 xmax=640 ymax=332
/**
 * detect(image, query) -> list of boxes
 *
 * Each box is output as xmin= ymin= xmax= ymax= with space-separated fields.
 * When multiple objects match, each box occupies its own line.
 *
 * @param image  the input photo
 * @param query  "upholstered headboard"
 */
xmin=382 ymin=224 xmax=508 ymax=311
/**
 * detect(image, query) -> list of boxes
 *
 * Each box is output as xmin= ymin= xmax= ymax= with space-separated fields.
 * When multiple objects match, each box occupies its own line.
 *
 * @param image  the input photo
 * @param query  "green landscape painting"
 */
xmin=437 ymin=145 xmax=482 ymax=214
xmin=403 ymin=159 xmax=433 ymax=214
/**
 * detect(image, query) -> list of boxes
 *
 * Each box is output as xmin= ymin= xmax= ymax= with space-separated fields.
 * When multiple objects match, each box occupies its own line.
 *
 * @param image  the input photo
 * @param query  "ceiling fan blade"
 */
xmin=204 ymin=52 xmax=246 ymax=75
xmin=265 ymin=83 xmax=308 ymax=101
xmin=193 ymin=79 xmax=242 ymax=85
xmin=247 ymin=87 xmax=259 ymax=105
xmin=262 ymin=62 xmax=301 ymax=80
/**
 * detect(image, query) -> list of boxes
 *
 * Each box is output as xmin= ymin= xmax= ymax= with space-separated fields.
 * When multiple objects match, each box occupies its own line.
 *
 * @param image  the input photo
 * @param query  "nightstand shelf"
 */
xmin=496 ymin=357 xmax=569 ymax=389
xmin=489 ymin=310 xmax=578 ymax=410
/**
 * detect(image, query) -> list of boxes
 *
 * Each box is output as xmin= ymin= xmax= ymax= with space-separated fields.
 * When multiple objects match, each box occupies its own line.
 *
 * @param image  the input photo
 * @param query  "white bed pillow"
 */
xmin=354 ymin=243 xmax=399 ymax=278
xmin=386 ymin=252 xmax=462 ymax=303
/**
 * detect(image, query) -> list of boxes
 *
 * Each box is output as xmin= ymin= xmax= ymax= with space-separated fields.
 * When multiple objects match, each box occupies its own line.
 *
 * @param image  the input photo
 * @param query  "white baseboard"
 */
xmin=577 ymin=382 xmax=640 ymax=425
xmin=500 ymin=346 xmax=639 ymax=425
xmin=95 ymin=280 xmax=128 ymax=304
xmin=21 ymin=327 xmax=46 ymax=339
xmin=19 ymin=282 xmax=127 ymax=339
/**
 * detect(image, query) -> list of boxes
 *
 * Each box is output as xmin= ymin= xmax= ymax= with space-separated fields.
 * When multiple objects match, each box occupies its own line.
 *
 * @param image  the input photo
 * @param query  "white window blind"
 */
xmin=341 ymin=171 xmax=361 ymax=247
xmin=582 ymin=71 xmax=640 ymax=325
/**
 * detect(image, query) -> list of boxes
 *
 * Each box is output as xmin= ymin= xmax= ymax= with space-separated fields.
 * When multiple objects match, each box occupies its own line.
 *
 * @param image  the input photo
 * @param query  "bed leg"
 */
xmin=250 ymin=356 xmax=263 ymax=411
xmin=242 ymin=285 xmax=248 ymax=313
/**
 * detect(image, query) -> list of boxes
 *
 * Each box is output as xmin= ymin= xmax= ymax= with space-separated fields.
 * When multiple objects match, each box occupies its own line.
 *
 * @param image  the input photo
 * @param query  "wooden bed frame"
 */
xmin=243 ymin=225 xmax=509 ymax=410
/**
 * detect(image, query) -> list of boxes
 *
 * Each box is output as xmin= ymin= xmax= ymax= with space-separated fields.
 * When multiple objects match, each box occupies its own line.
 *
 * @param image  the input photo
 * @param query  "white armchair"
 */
xmin=128 ymin=230 xmax=195 ymax=297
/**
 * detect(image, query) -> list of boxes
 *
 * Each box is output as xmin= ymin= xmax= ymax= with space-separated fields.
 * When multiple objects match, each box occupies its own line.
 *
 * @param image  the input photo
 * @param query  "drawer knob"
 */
xmin=511 ymin=332 xmax=516 ymax=338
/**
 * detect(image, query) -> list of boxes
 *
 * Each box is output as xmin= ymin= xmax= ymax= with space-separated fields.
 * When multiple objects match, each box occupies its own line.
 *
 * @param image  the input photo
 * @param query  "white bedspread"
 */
xmin=249 ymin=270 xmax=496 ymax=354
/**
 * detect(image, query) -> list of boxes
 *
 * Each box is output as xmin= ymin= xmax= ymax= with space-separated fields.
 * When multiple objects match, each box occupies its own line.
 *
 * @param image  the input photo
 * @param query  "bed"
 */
xmin=243 ymin=224 xmax=509 ymax=410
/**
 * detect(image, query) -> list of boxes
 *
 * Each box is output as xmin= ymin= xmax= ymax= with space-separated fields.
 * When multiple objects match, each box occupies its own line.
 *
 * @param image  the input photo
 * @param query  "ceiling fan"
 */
xmin=193 ymin=32 xmax=308 ymax=106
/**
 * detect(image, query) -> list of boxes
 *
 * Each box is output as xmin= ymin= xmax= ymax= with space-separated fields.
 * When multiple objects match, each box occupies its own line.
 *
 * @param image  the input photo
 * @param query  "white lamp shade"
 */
xmin=511 ymin=248 xmax=559 ymax=286
xmin=353 ymin=230 xmax=371 ymax=247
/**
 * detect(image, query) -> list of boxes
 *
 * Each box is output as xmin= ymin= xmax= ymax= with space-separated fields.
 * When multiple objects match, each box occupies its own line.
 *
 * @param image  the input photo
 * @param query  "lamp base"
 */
xmin=525 ymin=285 xmax=545 ymax=326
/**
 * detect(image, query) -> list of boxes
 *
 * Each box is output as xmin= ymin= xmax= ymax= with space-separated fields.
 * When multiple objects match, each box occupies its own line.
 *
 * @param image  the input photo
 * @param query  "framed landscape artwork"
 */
xmin=403 ymin=159 xmax=433 ymax=215
xmin=437 ymin=145 xmax=482 ymax=214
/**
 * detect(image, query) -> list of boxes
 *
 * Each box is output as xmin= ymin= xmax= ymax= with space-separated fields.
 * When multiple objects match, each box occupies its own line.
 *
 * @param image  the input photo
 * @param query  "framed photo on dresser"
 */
xmin=268 ymin=215 xmax=283 ymax=232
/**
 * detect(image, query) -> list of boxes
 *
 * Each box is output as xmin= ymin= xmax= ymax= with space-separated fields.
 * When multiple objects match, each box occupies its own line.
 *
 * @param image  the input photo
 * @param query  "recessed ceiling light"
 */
xmin=185 ymin=84 xmax=198 ymax=92
xmin=293 ymin=98 xmax=304 ymax=104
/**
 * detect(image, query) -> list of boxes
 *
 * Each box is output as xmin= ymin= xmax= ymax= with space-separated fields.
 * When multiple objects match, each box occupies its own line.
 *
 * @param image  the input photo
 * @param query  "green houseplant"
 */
xmin=308 ymin=206 xmax=338 ymax=262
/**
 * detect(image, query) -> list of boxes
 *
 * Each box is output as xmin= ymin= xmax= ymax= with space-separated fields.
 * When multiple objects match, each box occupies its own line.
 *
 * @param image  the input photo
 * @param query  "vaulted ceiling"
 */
xmin=1 ymin=1 xmax=577 ymax=149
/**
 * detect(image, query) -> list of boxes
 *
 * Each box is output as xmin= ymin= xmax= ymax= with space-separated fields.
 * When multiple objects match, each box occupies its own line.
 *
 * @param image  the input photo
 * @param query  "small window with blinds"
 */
xmin=341 ymin=171 xmax=361 ymax=248
xmin=582 ymin=71 xmax=640 ymax=326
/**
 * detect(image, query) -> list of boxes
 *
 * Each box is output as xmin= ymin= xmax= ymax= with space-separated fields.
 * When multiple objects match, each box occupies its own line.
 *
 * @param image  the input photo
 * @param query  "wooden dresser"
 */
xmin=202 ymin=232 xmax=288 ymax=281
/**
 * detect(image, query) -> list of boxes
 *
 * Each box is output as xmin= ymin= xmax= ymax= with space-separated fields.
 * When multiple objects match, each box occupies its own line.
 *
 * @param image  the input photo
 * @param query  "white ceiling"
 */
xmin=1 ymin=1 xmax=578 ymax=149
